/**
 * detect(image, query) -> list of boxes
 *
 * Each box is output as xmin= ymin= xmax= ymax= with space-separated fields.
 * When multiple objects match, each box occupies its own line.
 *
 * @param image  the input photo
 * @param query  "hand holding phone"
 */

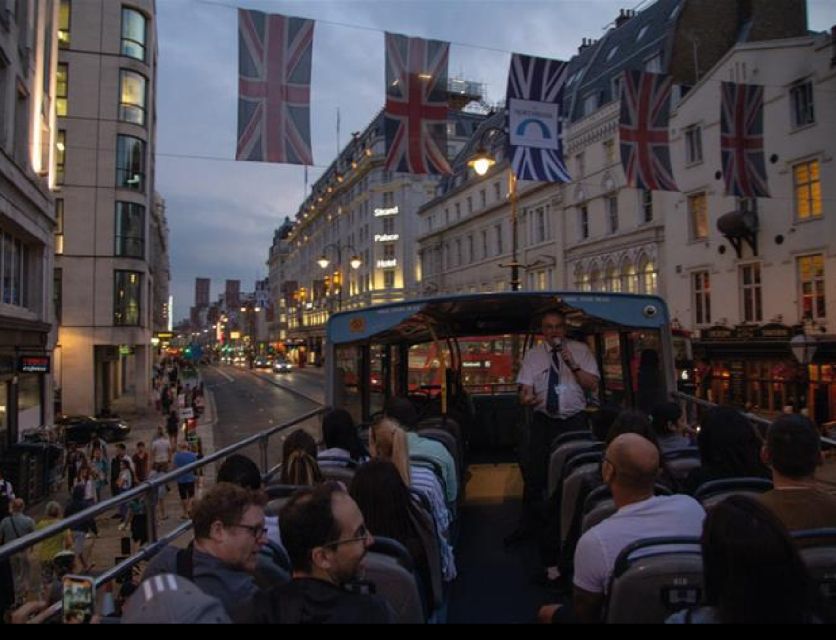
xmin=62 ymin=575 xmax=95 ymax=624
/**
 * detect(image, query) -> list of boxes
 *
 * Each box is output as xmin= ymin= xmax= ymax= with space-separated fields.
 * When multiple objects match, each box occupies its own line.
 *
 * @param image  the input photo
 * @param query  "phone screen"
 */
xmin=62 ymin=575 xmax=94 ymax=624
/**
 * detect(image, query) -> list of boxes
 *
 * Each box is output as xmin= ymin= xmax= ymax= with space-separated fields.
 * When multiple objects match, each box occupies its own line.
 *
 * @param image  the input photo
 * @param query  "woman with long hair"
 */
xmin=668 ymin=495 xmax=825 ymax=624
xmin=280 ymin=429 xmax=323 ymax=486
xmin=650 ymin=402 xmax=693 ymax=452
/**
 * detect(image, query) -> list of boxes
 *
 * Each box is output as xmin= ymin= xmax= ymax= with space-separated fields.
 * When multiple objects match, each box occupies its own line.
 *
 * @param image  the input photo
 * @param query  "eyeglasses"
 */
xmin=230 ymin=523 xmax=268 ymax=539
xmin=322 ymin=524 xmax=371 ymax=549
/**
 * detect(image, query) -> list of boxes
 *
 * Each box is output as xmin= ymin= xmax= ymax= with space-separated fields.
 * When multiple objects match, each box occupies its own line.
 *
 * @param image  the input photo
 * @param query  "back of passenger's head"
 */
xmin=766 ymin=414 xmax=821 ymax=480
xmin=698 ymin=406 xmax=765 ymax=475
xmin=217 ymin=454 xmax=263 ymax=490
xmin=10 ymin=498 xmax=24 ymax=513
xmin=590 ymin=404 xmax=620 ymax=442
xmin=349 ymin=459 xmax=413 ymax=541
xmin=191 ymin=482 xmax=266 ymax=540
xmin=606 ymin=409 xmax=656 ymax=446
xmin=282 ymin=429 xmax=318 ymax=467
xmin=384 ymin=397 xmax=419 ymax=431
xmin=279 ymin=482 xmax=345 ymax=573
xmin=44 ymin=501 xmax=62 ymax=519
xmin=322 ymin=408 xmax=364 ymax=459
xmin=650 ymin=402 xmax=683 ymax=437
xmin=369 ymin=417 xmax=411 ymax=487
xmin=281 ymin=450 xmax=323 ymax=487
xmin=701 ymin=495 xmax=813 ymax=624
xmin=605 ymin=433 xmax=659 ymax=493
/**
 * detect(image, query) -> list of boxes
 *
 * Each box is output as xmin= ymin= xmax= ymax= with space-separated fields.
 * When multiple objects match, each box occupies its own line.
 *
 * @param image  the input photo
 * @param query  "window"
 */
xmin=119 ymin=70 xmax=147 ymax=126
xmin=640 ymin=257 xmax=657 ymax=294
xmin=383 ymin=243 xmax=395 ymax=259
xmin=56 ymin=64 xmax=68 ymax=116
xmin=115 ymin=202 xmax=145 ymax=258
xmin=590 ymin=267 xmax=602 ymax=292
xmin=58 ymin=0 xmax=71 ymax=48
xmin=495 ymin=223 xmax=503 ymax=254
xmin=641 ymin=189 xmax=653 ymax=223
xmin=645 ymin=53 xmax=662 ymax=73
xmin=603 ymin=139 xmax=616 ymax=164
xmin=583 ymin=92 xmax=598 ymax=116
xmin=790 ymin=81 xmax=815 ymax=128
xmin=494 ymin=182 xmax=501 ymax=202
xmin=14 ymin=85 xmax=29 ymax=165
xmin=382 ymin=191 xmax=394 ymax=207
xmin=611 ymin=77 xmax=622 ymax=102
xmin=116 ymin=135 xmax=145 ymax=191
xmin=1 ymin=232 xmax=30 ymax=308
xmin=114 ymin=271 xmax=142 ymax=326
xmin=606 ymin=264 xmax=622 ymax=293
xmin=740 ymin=263 xmax=763 ymax=323
xmin=623 ymin=262 xmax=638 ymax=293
xmin=444 ymin=208 xmax=449 ymax=225
xmin=54 ymin=268 xmax=62 ymax=323
xmin=480 ymin=189 xmax=486 ymax=208
xmin=121 ymin=7 xmax=147 ymax=61
xmin=794 ymin=160 xmax=822 ymax=220
xmin=798 ymin=254 xmax=825 ymax=321
xmin=481 ymin=229 xmax=488 ymax=258
xmin=579 ymin=205 xmax=589 ymax=240
xmin=607 ymin=195 xmax=618 ymax=234
xmin=55 ymin=198 xmax=64 ymax=254
xmin=467 ymin=196 xmax=473 ymax=214
xmin=692 ymin=271 xmax=711 ymax=325
xmin=688 ymin=192 xmax=708 ymax=241
xmin=533 ymin=207 xmax=546 ymax=244
xmin=575 ymin=152 xmax=585 ymax=178
xmin=455 ymin=203 xmax=461 ymax=219
xmin=383 ymin=270 xmax=395 ymax=289
xmin=382 ymin=217 xmax=395 ymax=235
xmin=56 ymin=130 xmax=66 ymax=185
xmin=467 ymin=235 xmax=474 ymax=263
xmin=455 ymin=239 xmax=462 ymax=266
xmin=685 ymin=125 xmax=702 ymax=164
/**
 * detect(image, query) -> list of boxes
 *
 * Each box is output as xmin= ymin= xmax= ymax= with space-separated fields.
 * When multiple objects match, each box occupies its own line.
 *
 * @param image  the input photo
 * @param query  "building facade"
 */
xmin=0 ymin=0 xmax=59 ymax=452
xmin=54 ymin=0 xmax=158 ymax=415
xmin=667 ymin=32 xmax=836 ymax=421
xmin=279 ymin=92 xmax=486 ymax=364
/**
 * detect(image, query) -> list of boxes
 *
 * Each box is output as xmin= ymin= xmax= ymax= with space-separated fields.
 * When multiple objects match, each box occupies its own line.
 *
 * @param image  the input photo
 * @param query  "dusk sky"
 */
xmin=156 ymin=0 xmax=836 ymax=321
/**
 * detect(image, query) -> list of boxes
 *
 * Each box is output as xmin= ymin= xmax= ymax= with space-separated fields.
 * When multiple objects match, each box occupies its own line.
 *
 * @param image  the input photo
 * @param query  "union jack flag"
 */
xmin=237 ymin=10 xmax=314 ymax=165
xmin=384 ymin=33 xmax=451 ymax=175
xmin=721 ymin=81 xmax=769 ymax=198
xmin=619 ymin=70 xmax=677 ymax=192
xmin=505 ymin=53 xmax=571 ymax=182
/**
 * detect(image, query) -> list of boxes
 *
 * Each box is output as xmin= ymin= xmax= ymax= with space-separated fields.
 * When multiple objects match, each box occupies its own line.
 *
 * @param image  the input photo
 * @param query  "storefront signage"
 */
xmin=155 ymin=332 xmax=174 ymax=339
xmin=230 ymin=331 xmax=241 ymax=340
xmin=374 ymin=234 xmax=399 ymax=243
xmin=119 ymin=345 xmax=134 ymax=356
xmin=374 ymin=206 xmax=399 ymax=217
xmin=701 ymin=323 xmax=797 ymax=343
xmin=376 ymin=259 xmax=398 ymax=269
xmin=462 ymin=361 xmax=492 ymax=369
xmin=18 ymin=356 xmax=50 ymax=373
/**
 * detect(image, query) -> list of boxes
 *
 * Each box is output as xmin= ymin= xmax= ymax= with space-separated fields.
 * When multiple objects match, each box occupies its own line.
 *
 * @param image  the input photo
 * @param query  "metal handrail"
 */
xmin=0 ymin=406 xmax=325 ymax=563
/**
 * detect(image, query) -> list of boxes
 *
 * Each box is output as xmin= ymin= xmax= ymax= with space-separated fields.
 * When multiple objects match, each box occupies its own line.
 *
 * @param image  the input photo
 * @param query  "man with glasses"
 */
xmin=508 ymin=310 xmax=600 ymax=546
xmin=237 ymin=483 xmax=394 ymax=624
xmin=143 ymin=482 xmax=268 ymax=616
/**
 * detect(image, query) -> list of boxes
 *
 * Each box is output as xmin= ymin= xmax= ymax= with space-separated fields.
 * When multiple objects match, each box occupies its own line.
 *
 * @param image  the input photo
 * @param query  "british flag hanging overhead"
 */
xmin=236 ymin=10 xmax=314 ymax=165
xmin=619 ymin=69 xmax=678 ymax=192
xmin=505 ymin=53 xmax=571 ymax=183
xmin=384 ymin=32 xmax=452 ymax=175
xmin=720 ymin=81 xmax=769 ymax=198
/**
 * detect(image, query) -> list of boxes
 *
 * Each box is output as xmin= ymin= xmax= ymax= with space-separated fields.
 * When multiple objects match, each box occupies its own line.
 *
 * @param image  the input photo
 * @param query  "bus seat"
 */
xmin=414 ymin=427 xmax=462 ymax=481
xmin=551 ymin=430 xmax=595 ymax=451
xmin=264 ymin=483 xmax=307 ymax=516
xmin=605 ymin=537 xmax=703 ymax=624
xmin=320 ymin=464 xmax=357 ymax=487
xmin=693 ymin=478 xmax=773 ymax=510
xmin=559 ymin=452 xmax=604 ymax=551
xmin=662 ymin=448 xmax=701 ymax=484
xmin=547 ymin=435 xmax=597 ymax=499
xmin=417 ymin=416 xmax=463 ymax=448
xmin=361 ymin=551 xmax=425 ymax=624
xmin=793 ymin=529 xmax=836 ymax=606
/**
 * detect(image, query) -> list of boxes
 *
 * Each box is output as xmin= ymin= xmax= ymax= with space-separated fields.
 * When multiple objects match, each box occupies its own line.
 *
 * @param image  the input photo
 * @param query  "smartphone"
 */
xmin=62 ymin=574 xmax=95 ymax=624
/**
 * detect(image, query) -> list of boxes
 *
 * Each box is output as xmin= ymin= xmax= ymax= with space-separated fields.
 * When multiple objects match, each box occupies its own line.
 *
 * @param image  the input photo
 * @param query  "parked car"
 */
xmin=254 ymin=356 xmax=272 ymax=369
xmin=56 ymin=415 xmax=131 ymax=445
xmin=273 ymin=358 xmax=293 ymax=373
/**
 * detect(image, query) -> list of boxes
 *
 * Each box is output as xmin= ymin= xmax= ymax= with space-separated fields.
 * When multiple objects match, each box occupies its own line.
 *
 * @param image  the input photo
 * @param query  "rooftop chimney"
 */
xmin=579 ymin=37 xmax=598 ymax=53
xmin=615 ymin=8 xmax=635 ymax=28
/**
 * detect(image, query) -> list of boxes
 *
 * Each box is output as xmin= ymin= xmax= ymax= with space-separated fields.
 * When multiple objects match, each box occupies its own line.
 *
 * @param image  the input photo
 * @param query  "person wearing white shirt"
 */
xmin=512 ymin=311 xmax=599 ymax=540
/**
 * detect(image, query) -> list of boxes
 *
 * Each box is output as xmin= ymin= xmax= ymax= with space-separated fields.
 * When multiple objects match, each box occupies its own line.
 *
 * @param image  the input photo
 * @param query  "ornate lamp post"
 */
xmin=316 ymin=242 xmax=362 ymax=311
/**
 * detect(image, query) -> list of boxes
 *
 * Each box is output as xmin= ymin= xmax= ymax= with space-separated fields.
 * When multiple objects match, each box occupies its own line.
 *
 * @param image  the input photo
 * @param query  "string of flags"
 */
xmin=235 ymin=8 xmax=770 ymax=198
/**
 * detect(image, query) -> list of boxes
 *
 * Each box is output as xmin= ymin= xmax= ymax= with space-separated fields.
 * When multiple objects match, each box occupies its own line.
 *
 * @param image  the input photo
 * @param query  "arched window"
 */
xmin=574 ymin=264 xmax=585 ymax=291
xmin=590 ymin=266 xmax=602 ymax=292
xmin=638 ymin=255 xmax=658 ymax=294
xmin=605 ymin=262 xmax=621 ymax=292
xmin=622 ymin=259 xmax=638 ymax=293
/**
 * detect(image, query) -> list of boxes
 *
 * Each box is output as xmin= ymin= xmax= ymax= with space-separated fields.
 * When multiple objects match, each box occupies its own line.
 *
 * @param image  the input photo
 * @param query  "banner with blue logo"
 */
xmin=506 ymin=53 xmax=571 ymax=183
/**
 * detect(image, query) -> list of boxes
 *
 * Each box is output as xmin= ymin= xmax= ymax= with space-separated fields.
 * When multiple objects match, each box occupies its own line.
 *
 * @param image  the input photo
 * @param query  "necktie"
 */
xmin=546 ymin=347 xmax=561 ymax=415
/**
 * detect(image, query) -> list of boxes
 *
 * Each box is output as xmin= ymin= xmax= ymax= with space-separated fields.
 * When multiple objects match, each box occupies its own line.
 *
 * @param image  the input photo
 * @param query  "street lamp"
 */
xmin=791 ymin=332 xmax=819 ymax=413
xmin=467 ymin=125 xmax=523 ymax=291
xmin=317 ymin=242 xmax=361 ymax=311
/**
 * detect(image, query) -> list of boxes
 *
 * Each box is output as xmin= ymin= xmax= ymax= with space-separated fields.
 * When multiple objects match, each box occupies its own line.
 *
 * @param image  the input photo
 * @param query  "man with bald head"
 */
xmin=539 ymin=434 xmax=705 ymax=624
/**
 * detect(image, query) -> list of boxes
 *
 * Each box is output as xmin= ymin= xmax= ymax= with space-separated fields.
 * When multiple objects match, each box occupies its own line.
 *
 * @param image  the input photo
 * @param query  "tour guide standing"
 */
xmin=516 ymin=311 xmax=599 ymax=527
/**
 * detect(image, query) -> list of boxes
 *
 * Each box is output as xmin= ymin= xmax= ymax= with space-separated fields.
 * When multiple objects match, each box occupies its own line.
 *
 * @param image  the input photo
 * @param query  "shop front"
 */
xmin=695 ymin=323 xmax=835 ymax=425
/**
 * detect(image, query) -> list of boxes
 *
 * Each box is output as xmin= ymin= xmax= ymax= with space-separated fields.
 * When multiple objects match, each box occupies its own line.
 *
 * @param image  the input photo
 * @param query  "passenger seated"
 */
xmin=350 ymin=459 xmax=440 ymax=613
xmin=650 ymin=402 xmax=694 ymax=453
xmin=667 ymin=495 xmax=828 ymax=624
xmin=318 ymin=408 xmax=368 ymax=468
xmin=384 ymin=397 xmax=458 ymax=504
xmin=280 ymin=430 xmax=323 ymax=486
xmin=684 ymin=406 xmax=770 ymax=495
xmin=758 ymin=414 xmax=836 ymax=533
xmin=538 ymin=434 xmax=705 ymax=624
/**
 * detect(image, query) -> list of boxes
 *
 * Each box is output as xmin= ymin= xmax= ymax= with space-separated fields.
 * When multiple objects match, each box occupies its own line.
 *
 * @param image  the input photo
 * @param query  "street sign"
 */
xmin=18 ymin=356 xmax=50 ymax=373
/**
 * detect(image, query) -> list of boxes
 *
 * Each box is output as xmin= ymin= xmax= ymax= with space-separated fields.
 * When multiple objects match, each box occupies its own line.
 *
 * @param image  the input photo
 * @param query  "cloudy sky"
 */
xmin=156 ymin=0 xmax=836 ymax=320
